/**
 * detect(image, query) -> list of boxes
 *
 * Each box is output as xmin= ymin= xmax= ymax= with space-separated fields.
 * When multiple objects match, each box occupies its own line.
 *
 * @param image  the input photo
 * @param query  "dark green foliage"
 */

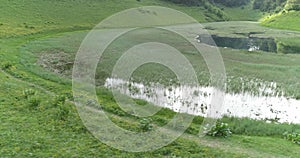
xmin=253 ymin=0 xmax=287 ymax=12
xmin=162 ymin=0 xmax=203 ymax=6
xmin=162 ymin=0 xmax=229 ymax=20
xmin=210 ymin=0 xmax=250 ymax=7
xmin=206 ymin=121 xmax=232 ymax=137
xmin=164 ymin=0 xmax=250 ymax=7
xmin=277 ymin=41 xmax=300 ymax=54
xmin=134 ymin=98 xmax=148 ymax=106
xmin=285 ymin=0 xmax=300 ymax=11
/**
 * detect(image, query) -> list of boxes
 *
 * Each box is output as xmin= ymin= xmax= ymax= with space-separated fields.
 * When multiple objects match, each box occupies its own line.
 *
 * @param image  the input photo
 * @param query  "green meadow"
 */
xmin=1 ymin=0 xmax=300 ymax=157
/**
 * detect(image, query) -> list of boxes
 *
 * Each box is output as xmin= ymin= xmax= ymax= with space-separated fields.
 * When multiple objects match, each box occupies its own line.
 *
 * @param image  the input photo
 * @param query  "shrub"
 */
xmin=283 ymin=132 xmax=300 ymax=145
xmin=206 ymin=121 xmax=232 ymax=138
xmin=139 ymin=118 xmax=153 ymax=132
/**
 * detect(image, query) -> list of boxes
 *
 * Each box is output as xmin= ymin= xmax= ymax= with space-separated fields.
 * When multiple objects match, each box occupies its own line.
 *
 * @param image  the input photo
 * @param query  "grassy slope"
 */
xmin=0 ymin=69 xmax=246 ymax=157
xmin=1 ymin=26 xmax=299 ymax=157
xmin=0 ymin=0 xmax=225 ymax=37
xmin=261 ymin=11 xmax=300 ymax=31
xmin=1 ymin=0 xmax=300 ymax=157
xmin=1 ymin=63 xmax=300 ymax=157
xmin=222 ymin=3 xmax=263 ymax=21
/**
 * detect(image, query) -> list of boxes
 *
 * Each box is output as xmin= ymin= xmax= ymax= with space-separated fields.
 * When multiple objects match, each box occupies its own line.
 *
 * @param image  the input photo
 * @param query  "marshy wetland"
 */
xmin=17 ymin=21 xmax=300 ymax=126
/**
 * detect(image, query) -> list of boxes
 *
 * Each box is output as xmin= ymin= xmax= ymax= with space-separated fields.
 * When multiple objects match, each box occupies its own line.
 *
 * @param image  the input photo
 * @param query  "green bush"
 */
xmin=206 ymin=121 xmax=232 ymax=138
xmin=283 ymin=132 xmax=300 ymax=145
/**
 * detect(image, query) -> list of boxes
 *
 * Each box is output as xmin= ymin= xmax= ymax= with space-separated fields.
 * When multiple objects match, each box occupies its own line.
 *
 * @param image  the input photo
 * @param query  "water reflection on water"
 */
xmin=105 ymin=78 xmax=300 ymax=124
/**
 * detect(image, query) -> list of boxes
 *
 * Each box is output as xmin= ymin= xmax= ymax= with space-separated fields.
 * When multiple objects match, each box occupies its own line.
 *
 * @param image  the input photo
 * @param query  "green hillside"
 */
xmin=1 ymin=0 xmax=300 ymax=157
xmin=0 ymin=0 xmax=229 ymax=37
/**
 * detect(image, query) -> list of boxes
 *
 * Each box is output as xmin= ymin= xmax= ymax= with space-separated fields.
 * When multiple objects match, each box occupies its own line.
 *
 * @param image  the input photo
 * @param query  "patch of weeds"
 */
xmin=56 ymin=103 xmax=70 ymax=121
xmin=27 ymin=96 xmax=41 ymax=108
xmin=206 ymin=121 xmax=232 ymax=138
xmin=283 ymin=132 xmax=300 ymax=145
xmin=62 ymin=91 xmax=74 ymax=101
xmin=23 ymin=89 xmax=41 ymax=108
xmin=23 ymin=89 xmax=37 ymax=99
xmin=139 ymin=118 xmax=153 ymax=132
xmin=52 ymin=95 xmax=70 ymax=120
xmin=52 ymin=95 xmax=66 ymax=107
xmin=1 ymin=62 xmax=14 ymax=70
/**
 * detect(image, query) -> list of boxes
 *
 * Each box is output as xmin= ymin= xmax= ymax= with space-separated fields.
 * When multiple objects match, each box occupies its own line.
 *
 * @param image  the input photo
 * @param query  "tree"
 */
xmin=210 ymin=0 xmax=250 ymax=7
xmin=285 ymin=0 xmax=300 ymax=11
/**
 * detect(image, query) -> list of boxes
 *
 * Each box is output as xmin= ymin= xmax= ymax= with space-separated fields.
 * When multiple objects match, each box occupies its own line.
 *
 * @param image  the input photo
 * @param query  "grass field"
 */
xmin=1 ymin=0 xmax=300 ymax=157
xmin=222 ymin=3 xmax=263 ymax=21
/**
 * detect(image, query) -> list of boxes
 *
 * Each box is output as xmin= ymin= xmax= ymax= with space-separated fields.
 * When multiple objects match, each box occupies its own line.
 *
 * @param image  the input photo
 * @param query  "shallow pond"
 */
xmin=198 ymin=34 xmax=277 ymax=52
xmin=105 ymin=78 xmax=300 ymax=124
